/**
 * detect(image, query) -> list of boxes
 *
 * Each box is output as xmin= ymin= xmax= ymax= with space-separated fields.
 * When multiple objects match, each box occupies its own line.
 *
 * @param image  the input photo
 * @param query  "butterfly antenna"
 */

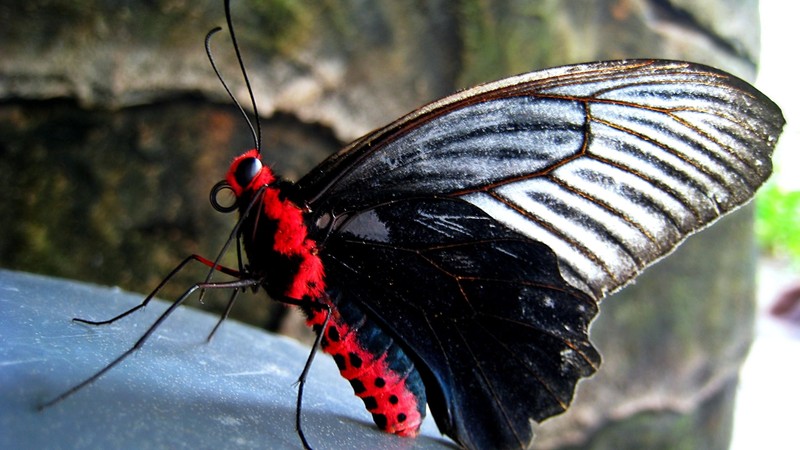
xmin=224 ymin=0 xmax=262 ymax=155
xmin=205 ymin=27 xmax=260 ymax=154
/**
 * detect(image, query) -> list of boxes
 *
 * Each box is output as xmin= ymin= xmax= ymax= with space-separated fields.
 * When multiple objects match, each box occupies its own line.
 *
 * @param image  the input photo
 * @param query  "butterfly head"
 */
xmin=210 ymin=149 xmax=275 ymax=213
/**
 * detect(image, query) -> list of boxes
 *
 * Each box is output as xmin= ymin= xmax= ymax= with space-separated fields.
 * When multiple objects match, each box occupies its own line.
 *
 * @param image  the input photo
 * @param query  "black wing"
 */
xmin=322 ymin=198 xmax=600 ymax=450
xmin=294 ymin=60 xmax=783 ymax=449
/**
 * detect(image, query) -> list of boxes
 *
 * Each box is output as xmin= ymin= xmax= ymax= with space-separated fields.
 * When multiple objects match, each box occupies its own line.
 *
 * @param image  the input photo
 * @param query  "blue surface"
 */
xmin=0 ymin=269 xmax=453 ymax=449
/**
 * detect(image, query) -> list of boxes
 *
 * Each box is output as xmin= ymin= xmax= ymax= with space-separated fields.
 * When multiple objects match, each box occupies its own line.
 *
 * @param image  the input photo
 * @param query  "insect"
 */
xmin=42 ymin=1 xmax=784 ymax=449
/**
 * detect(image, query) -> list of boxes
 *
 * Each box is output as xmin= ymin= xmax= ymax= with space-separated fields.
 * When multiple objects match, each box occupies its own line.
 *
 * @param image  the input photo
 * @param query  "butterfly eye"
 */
xmin=234 ymin=157 xmax=263 ymax=188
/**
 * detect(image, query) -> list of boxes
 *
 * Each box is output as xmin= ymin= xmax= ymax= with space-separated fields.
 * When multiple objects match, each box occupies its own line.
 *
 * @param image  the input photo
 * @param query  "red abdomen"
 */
xmin=306 ymin=295 xmax=427 ymax=435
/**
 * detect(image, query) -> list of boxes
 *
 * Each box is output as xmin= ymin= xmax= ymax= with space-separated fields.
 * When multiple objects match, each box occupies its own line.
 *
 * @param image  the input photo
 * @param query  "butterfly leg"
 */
xmin=271 ymin=295 xmax=332 ymax=450
xmin=205 ymin=287 xmax=242 ymax=342
xmin=40 ymin=277 xmax=261 ymax=409
xmin=73 ymin=254 xmax=244 ymax=326
xmin=204 ymin=237 xmax=262 ymax=342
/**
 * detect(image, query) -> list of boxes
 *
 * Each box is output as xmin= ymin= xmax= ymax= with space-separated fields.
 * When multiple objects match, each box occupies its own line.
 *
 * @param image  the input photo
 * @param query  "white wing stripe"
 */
xmin=588 ymin=124 xmax=725 ymax=224
xmin=462 ymin=191 xmax=609 ymax=294
xmin=591 ymin=105 xmax=750 ymax=192
xmin=495 ymin=179 xmax=652 ymax=266
xmin=465 ymin=153 xmax=733 ymax=294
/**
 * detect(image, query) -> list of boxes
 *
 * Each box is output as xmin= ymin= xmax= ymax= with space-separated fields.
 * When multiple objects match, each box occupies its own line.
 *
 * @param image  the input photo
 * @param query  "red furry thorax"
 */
xmin=226 ymin=150 xmax=325 ymax=300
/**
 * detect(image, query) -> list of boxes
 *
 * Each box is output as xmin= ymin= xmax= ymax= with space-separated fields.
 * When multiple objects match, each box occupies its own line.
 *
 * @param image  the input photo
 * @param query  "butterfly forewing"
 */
xmin=298 ymin=59 xmax=782 ymax=298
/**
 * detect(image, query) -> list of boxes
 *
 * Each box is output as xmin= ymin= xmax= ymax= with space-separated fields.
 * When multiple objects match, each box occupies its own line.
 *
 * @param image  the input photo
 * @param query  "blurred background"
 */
xmin=1 ymin=0 xmax=796 ymax=448
xmin=731 ymin=2 xmax=799 ymax=449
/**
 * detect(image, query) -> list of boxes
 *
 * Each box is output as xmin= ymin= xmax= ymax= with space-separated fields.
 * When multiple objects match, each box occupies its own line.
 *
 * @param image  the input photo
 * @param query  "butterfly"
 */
xmin=45 ymin=1 xmax=784 ymax=449
xmin=209 ymin=60 xmax=784 ymax=450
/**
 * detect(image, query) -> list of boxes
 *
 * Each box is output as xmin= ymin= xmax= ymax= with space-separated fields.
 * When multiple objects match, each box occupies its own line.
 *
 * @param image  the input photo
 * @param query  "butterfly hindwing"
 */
xmin=319 ymin=197 xmax=600 ymax=449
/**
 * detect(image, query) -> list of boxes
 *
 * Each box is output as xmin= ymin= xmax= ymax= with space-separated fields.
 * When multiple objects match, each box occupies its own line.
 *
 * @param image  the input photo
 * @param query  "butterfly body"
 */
xmin=226 ymin=150 xmax=428 ymax=437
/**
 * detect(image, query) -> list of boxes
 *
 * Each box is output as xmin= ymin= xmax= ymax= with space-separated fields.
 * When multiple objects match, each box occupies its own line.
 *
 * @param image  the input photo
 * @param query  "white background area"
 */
xmin=730 ymin=2 xmax=800 ymax=449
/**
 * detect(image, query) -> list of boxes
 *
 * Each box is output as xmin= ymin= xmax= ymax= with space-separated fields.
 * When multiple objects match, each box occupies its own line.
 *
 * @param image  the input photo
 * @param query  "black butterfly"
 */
xmin=44 ymin=2 xmax=784 ymax=450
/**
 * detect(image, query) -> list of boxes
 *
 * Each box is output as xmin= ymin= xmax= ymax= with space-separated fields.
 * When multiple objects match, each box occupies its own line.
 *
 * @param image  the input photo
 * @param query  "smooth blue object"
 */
xmin=0 ymin=269 xmax=453 ymax=449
